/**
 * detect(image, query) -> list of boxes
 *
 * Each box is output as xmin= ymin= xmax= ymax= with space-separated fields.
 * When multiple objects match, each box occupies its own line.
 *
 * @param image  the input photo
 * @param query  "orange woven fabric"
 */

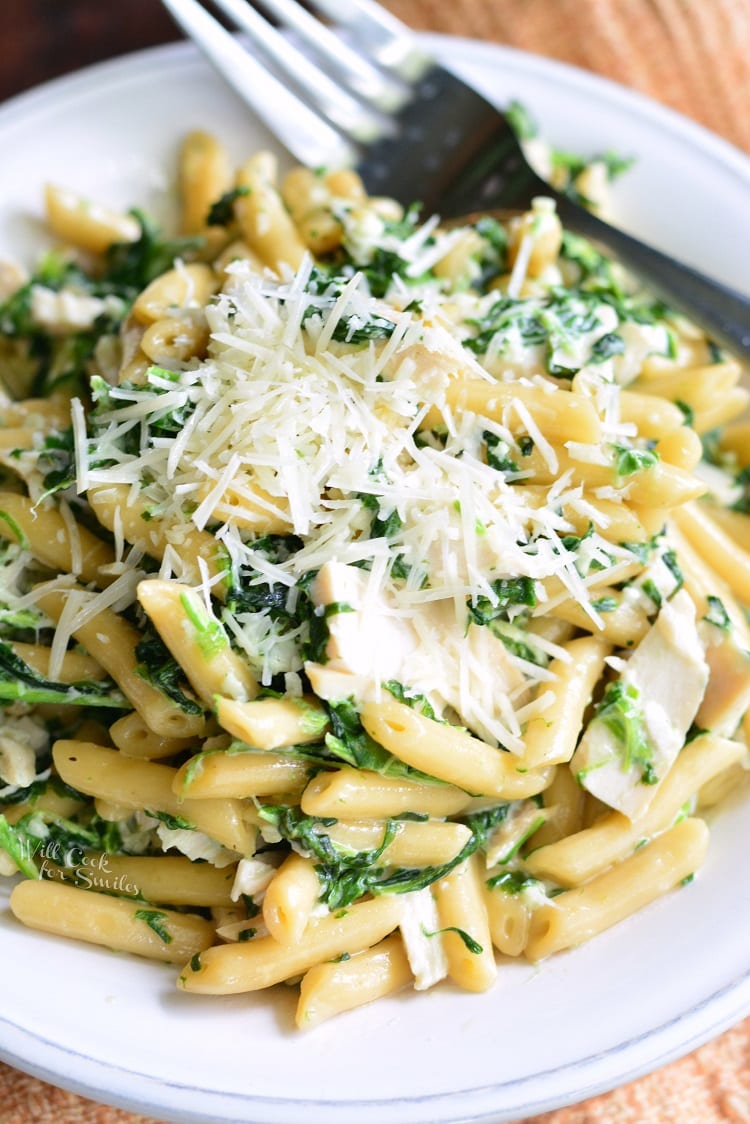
xmin=1 ymin=1 xmax=749 ymax=1121
xmin=389 ymin=0 xmax=750 ymax=154
xmin=2 ymin=1018 xmax=749 ymax=1123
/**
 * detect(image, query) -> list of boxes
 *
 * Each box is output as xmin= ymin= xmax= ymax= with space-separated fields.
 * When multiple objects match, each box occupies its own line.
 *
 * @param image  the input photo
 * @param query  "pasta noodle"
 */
xmin=296 ymin=934 xmax=412 ymax=1029
xmin=0 ymin=128 xmax=748 ymax=1030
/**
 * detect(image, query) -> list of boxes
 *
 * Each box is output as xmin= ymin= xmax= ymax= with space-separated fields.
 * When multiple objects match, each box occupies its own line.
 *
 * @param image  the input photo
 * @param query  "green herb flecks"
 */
xmin=468 ymin=577 xmax=537 ymax=628
xmin=423 ymin=925 xmax=483 ymax=954
xmin=134 ymin=630 xmax=204 ymax=716
xmin=134 ymin=908 xmax=173 ymax=944
xmin=590 ymin=332 xmax=625 ymax=362
xmin=484 ymin=430 xmax=518 ymax=474
xmin=703 ymin=595 xmax=731 ymax=632
xmin=486 ymin=869 xmax=544 ymax=895
xmin=206 ymin=186 xmax=250 ymax=227
xmin=259 ymin=799 xmax=513 ymax=910
xmin=0 ymin=639 xmax=129 ymax=709
xmin=612 ymin=444 xmax=659 ymax=478
xmin=146 ymin=810 xmax=196 ymax=832
xmin=324 ymin=697 xmax=442 ymax=783
xmin=180 ymin=593 xmax=228 ymax=659
xmin=104 ymin=210 xmax=203 ymax=292
xmin=590 ymin=680 xmax=657 ymax=785
xmin=0 ymin=813 xmax=41 ymax=878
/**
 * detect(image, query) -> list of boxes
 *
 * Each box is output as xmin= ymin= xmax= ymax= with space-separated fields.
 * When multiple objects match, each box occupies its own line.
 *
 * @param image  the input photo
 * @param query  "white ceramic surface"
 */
xmin=0 ymin=34 xmax=749 ymax=1124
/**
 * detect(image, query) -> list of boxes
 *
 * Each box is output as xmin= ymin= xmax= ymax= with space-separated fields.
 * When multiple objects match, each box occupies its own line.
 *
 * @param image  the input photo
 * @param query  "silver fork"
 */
xmin=161 ymin=0 xmax=750 ymax=357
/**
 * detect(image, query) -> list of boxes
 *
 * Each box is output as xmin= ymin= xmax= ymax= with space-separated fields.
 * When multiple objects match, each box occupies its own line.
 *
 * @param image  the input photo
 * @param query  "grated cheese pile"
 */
xmin=75 ymin=213 xmax=667 ymax=748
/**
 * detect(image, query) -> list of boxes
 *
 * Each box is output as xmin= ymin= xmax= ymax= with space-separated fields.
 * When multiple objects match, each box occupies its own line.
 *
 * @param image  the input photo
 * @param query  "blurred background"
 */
xmin=0 ymin=0 xmax=749 ymax=152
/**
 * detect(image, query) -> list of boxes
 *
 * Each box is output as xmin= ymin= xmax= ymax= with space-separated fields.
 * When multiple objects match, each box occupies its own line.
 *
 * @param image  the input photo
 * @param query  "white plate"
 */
xmin=1 ymin=34 xmax=750 ymax=1124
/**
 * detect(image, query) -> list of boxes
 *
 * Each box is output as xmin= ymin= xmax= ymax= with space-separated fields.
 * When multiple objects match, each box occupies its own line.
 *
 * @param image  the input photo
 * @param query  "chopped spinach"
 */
xmin=591 ymin=595 xmax=619 ymax=613
xmin=589 ymin=680 xmax=657 ymax=785
xmin=505 ymin=99 xmax=538 ymax=141
xmin=703 ymin=595 xmax=731 ymax=632
xmin=484 ymin=430 xmax=518 ymax=474
xmin=0 ymin=638 xmax=129 ymax=708
xmin=423 ymin=925 xmax=483 ymax=954
xmin=260 ymin=798 xmax=512 ymax=910
xmin=324 ymin=697 xmax=441 ymax=783
xmin=468 ymin=577 xmax=537 ymax=627
xmin=134 ymin=908 xmax=173 ymax=944
xmin=134 ymin=629 xmax=204 ymax=716
xmin=661 ymin=550 xmax=684 ymax=593
xmin=179 ymin=593 xmax=227 ymax=659
xmin=358 ymin=488 xmax=404 ymax=539
xmin=383 ymin=680 xmax=436 ymax=719
xmin=486 ymin=869 xmax=544 ymax=895
xmin=0 ymin=807 xmax=126 ymax=878
xmin=146 ymin=810 xmax=195 ymax=831
xmin=590 ymin=332 xmax=625 ymax=362
xmin=206 ymin=186 xmax=250 ymax=227
xmin=612 ymin=444 xmax=659 ymax=478
xmin=0 ymin=813 xmax=40 ymax=878
xmin=103 ymin=210 xmax=202 ymax=292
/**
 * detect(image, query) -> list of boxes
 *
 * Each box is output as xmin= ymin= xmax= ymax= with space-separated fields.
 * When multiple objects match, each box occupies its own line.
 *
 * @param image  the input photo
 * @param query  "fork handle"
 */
xmin=553 ymin=194 xmax=750 ymax=358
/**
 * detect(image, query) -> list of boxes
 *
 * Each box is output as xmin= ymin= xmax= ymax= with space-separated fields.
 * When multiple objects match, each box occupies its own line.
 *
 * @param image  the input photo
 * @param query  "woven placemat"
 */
xmin=2 ymin=1 xmax=749 ymax=1120
xmin=391 ymin=0 xmax=750 ymax=154
xmin=1 ymin=1015 xmax=749 ymax=1123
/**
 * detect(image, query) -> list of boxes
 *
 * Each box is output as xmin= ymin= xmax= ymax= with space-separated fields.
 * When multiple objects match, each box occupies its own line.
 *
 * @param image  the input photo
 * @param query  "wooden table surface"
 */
xmin=0 ymin=2 xmax=749 ymax=1123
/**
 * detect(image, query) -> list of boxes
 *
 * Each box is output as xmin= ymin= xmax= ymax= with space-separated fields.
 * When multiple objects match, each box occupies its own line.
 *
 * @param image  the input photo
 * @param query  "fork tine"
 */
xmin=210 ymin=0 xmax=391 ymax=142
xmin=307 ymin=0 xmax=432 ymax=80
xmin=255 ymin=0 xmax=410 ymax=112
xmin=161 ymin=0 xmax=356 ymax=168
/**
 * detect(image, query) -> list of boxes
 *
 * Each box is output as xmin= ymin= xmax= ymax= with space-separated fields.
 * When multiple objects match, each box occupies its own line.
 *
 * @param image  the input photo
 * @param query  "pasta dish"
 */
xmin=0 ymin=129 xmax=748 ymax=1028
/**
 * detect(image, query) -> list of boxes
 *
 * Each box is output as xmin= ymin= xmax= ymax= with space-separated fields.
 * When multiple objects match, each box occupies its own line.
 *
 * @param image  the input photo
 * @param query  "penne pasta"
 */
xmin=525 ymin=818 xmax=709 ymax=960
xmin=234 ymin=152 xmax=307 ymax=272
xmin=300 ymin=767 xmax=471 ymax=819
xmin=520 ymin=635 xmax=610 ymax=768
xmin=326 ymin=818 xmax=472 ymax=868
xmin=434 ymin=854 xmax=497 ymax=992
xmin=1 ymin=135 xmax=747 ymax=1033
xmin=296 ymin=935 xmax=413 ymax=1029
xmin=173 ymin=747 xmax=310 ymax=799
xmin=425 ymin=381 xmax=602 ymax=445
xmin=110 ymin=711 xmax=199 ymax=760
xmin=525 ymin=734 xmax=744 ymax=886
xmin=672 ymin=501 xmax=750 ymax=605
xmin=35 ymin=586 xmax=210 ymax=739
xmin=39 ymin=852 xmax=237 ymax=907
xmin=44 ymin=183 xmax=140 ymax=253
xmin=52 ymin=740 xmax=254 ymax=855
xmin=361 ymin=696 xmax=552 ymax=799
xmin=0 ymin=492 xmax=114 ymax=583
xmin=10 ymin=879 xmax=215 ymax=964
xmin=262 ymin=852 xmax=321 ymax=945
xmin=88 ymin=484 xmax=228 ymax=592
xmin=137 ymin=579 xmax=259 ymax=706
xmin=215 ymin=694 xmax=327 ymax=749
xmin=483 ymin=883 xmax=534 ymax=957
xmin=178 ymin=895 xmax=405 ymax=994
xmin=178 ymin=129 xmax=234 ymax=235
